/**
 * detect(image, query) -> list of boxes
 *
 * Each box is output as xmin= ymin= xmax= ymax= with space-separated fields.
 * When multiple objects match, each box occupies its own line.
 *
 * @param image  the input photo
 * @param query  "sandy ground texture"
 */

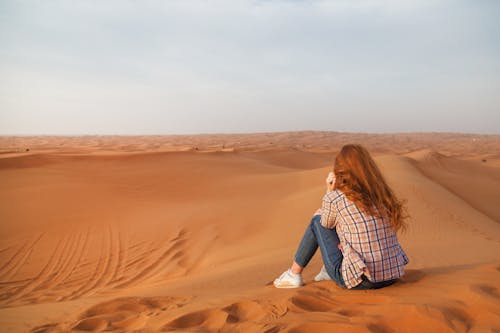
xmin=0 ymin=132 xmax=499 ymax=332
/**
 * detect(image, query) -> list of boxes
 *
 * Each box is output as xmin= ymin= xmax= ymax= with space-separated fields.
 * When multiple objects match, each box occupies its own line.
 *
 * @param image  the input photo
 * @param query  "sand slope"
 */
xmin=0 ymin=133 xmax=499 ymax=332
xmin=408 ymin=149 xmax=500 ymax=223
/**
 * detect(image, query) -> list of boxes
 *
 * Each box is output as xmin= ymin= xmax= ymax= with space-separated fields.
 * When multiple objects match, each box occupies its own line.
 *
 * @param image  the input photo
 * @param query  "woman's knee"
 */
xmin=305 ymin=215 xmax=321 ymax=234
xmin=311 ymin=214 xmax=322 ymax=226
xmin=311 ymin=215 xmax=330 ymax=234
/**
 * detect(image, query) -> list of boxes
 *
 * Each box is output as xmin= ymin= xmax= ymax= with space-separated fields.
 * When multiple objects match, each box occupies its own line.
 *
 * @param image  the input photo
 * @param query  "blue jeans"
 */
xmin=294 ymin=215 xmax=346 ymax=288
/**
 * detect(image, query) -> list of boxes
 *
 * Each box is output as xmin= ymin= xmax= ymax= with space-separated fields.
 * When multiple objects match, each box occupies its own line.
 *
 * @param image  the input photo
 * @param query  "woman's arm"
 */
xmin=320 ymin=172 xmax=341 ymax=229
xmin=314 ymin=172 xmax=336 ymax=217
xmin=320 ymin=194 xmax=338 ymax=229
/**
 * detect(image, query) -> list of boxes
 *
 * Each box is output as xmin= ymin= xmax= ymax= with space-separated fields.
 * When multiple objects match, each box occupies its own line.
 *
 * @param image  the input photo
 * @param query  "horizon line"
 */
xmin=1 ymin=130 xmax=499 ymax=137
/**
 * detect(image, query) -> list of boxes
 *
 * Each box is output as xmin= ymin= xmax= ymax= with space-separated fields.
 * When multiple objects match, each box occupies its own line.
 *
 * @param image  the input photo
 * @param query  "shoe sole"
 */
xmin=273 ymin=282 xmax=303 ymax=289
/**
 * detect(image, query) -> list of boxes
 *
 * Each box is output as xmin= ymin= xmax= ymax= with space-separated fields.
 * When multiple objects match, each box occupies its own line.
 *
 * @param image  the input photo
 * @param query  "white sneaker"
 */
xmin=273 ymin=269 xmax=304 ymax=288
xmin=314 ymin=265 xmax=332 ymax=282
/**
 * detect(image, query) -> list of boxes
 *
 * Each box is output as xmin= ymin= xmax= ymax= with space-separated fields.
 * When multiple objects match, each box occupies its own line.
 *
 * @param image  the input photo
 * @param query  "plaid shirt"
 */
xmin=321 ymin=190 xmax=409 ymax=289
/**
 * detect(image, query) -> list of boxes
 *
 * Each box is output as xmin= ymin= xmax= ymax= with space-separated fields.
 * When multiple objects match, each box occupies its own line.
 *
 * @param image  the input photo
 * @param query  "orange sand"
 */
xmin=0 ymin=132 xmax=499 ymax=332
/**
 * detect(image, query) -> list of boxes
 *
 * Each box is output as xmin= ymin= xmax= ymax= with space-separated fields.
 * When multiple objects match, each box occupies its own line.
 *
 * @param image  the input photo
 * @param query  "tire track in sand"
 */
xmin=35 ymin=227 xmax=90 ymax=296
xmin=112 ymin=228 xmax=188 ymax=289
xmin=2 ymin=227 xmax=197 ymax=305
xmin=63 ymin=230 xmax=108 ymax=300
xmin=63 ymin=226 xmax=120 ymax=299
xmin=0 ymin=233 xmax=44 ymax=282
xmin=56 ymin=226 xmax=91 ymax=289
xmin=0 ymin=246 xmax=13 ymax=255
xmin=3 ymin=231 xmax=71 ymax=306
xmin=110 ymin=228 xmax=128 ymax=284
xmin=91 ymin=226 xmax=120 ymax=292
xmin=0 ymin=241 xmax=30 ymax=275
xmin=32 ymin=230 xmax=78 ymax=292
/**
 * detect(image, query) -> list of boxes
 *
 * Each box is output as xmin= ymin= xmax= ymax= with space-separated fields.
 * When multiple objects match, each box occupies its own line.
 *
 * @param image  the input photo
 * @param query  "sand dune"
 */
xmin=0 ymin=132 xmax=499 ymax=332
xmin=408 ymin=149 xmax=500 ymax=222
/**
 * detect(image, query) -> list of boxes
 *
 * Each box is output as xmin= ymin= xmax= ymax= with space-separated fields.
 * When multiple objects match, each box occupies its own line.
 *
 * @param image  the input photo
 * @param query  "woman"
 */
xmin=274 ymin=144 xmax=408 ymax=290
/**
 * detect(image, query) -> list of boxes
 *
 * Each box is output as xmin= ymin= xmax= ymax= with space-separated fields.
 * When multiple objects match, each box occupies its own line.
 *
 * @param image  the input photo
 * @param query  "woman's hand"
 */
xmin=326 ymin=172 xmax=335 ymax=193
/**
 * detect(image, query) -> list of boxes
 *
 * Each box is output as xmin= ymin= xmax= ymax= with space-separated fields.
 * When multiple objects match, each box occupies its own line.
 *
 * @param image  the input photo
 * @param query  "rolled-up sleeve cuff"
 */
xmin=320 ymin=191 xmax=342 ymax=229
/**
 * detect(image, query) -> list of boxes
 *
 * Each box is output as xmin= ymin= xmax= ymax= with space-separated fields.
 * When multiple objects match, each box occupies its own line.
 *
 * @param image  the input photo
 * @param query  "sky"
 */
xmin=0 ymin=0 xmax=499 ymax=135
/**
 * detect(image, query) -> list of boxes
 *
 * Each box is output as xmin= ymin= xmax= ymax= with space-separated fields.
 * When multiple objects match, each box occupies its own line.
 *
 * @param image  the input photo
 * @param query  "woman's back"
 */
xmin=322 ymin=190 xmax=409 ymax=289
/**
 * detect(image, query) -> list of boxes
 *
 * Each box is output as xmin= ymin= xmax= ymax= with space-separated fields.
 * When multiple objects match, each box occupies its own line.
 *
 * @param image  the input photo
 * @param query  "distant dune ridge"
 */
xmin=0 ymin=132 xmax=499 ymax=332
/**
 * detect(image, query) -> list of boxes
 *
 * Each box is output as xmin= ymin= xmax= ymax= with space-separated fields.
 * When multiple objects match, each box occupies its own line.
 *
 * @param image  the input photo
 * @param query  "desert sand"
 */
xmin=0 ymin=131 xmax=499 ymax=333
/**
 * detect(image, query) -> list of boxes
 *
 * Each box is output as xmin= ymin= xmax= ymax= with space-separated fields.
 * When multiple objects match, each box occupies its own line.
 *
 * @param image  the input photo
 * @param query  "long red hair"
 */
xmin=334 ymin=144 xmax=407 ymax=231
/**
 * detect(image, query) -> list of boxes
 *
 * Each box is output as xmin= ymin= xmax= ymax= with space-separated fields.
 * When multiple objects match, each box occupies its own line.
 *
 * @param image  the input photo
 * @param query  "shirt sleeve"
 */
xmin=320 ymin=190 xmax=342 ymax=229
